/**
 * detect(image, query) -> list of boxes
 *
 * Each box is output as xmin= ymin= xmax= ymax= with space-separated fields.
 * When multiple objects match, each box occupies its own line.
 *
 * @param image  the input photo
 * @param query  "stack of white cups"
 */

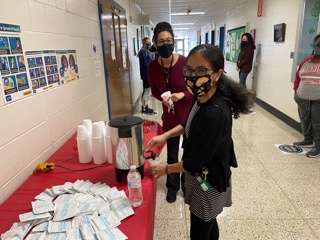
xmin=77 ymin=125 xmax=92 ymax=164
xmin=91 ymin=122 xmax=107 ymax=164
xmin=82 ymin=119 xmax=93 ymax=137
xmin=105 ymin=121 xmax=113 ymax=164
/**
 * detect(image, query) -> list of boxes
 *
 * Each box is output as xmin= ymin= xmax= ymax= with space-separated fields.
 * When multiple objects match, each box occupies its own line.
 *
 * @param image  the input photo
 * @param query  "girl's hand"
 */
xmin=150 ymin=162 xmax=167 ymax=179
xmin=146 ymin=134 xmax=166 ymax=151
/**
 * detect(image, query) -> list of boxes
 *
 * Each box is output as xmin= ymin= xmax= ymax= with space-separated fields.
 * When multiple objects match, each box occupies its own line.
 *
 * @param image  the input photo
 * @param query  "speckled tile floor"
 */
xmin=135 ymin=98 xmax=320 ymax=240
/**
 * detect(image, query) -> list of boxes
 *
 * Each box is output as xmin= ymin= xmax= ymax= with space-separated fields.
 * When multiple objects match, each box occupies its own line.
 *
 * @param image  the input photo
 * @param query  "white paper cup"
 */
xmin=148 ymin=157 xmax=163 ymax=166
xmin=83 ymin=119 xmax=92 ymax=135
xmin=92 ymin=122 xmax=103 ymax=138
xmin=161 ymin=91 xmax=173 ymax=105
xmin=77 ymin=125 xmax=88 ymax=138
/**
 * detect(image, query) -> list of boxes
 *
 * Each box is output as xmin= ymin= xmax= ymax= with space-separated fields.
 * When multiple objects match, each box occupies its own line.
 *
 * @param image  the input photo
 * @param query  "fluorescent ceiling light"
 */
xmin=173 ymin=28 xmax=189 ymax=30
xmin=171 ymin=23 xmax=193 ymax=25
xmin=171 ymin=12 xmax=204 ymax=16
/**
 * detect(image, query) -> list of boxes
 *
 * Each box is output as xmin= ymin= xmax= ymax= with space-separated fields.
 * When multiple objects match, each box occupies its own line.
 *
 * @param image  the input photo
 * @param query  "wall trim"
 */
xmin=255 ymin=98 xmax=301 ymax=132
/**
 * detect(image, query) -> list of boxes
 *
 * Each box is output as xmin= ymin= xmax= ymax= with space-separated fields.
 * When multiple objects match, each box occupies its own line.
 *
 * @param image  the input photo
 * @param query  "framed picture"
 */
xmin=133 ymin=38 xmax=138 ymax=56
xmin=274 ymin=23 xmax=286 ymax=42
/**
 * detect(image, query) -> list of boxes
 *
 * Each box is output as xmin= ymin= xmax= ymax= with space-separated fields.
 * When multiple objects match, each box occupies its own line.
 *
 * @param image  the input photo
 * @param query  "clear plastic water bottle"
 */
xmin=127 ymin=165 xmax=143 ymax=207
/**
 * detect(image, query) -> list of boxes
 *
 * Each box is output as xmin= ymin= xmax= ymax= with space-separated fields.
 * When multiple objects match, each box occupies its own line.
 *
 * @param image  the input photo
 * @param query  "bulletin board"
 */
xmin=225 ymin=26 xmax=246 ymax=63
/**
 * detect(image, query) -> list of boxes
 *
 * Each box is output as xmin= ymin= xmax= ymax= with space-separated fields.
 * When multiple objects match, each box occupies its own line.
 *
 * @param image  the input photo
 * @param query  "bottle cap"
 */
xmin=130 ymin=165 xmax=137 ymax=170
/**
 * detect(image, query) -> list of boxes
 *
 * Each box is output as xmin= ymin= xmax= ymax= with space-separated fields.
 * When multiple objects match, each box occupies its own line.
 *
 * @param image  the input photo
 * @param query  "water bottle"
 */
xmin=127 ymin=165 xmax=143 ymax=207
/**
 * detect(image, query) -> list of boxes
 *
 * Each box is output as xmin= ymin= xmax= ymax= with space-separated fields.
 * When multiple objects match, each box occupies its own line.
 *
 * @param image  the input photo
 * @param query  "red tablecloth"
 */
xmin=0 ymin=120 xmax=164 ymax=239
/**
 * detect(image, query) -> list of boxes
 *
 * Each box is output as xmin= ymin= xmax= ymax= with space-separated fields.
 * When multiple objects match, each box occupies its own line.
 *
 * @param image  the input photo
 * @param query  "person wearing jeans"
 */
xmin=236 ymin=33 xmax=256 ymax=88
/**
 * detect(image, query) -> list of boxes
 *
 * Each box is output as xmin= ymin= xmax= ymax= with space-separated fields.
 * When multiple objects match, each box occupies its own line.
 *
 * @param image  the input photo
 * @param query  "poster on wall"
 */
xmin=0 ymin=23 xmax=32 ymax=104
xmin=56 ymin=50 xmax=79 ymax=83
xmin=225 ymin=26 xmax=246 ymax=63
xmin=26 ymin=50 xmax=50 ymax=94
xmin=68 ymin=50 xmax=79 ymax=81
xmin=43 ymin=50 xmax=60 ymax=87
xmin=56 ymin=50 xmax=70 ymax=83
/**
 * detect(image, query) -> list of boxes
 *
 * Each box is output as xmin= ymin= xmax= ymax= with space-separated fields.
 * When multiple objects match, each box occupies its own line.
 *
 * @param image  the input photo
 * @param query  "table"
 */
xmin=0 ymin=120 xmax=164 ymax=239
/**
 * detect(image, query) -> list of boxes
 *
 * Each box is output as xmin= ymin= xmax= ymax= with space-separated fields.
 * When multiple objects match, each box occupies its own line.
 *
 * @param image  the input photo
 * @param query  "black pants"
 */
xmin=294 ymin=93 xmax=320 ymax=148
xmin=166 ymin=136 xmax=184 ymax=194
xmin=190 ymin=213 xmax=219 ymax=240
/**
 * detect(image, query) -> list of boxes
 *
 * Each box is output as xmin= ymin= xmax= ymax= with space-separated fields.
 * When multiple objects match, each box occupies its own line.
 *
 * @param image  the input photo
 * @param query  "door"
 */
xmin=211 ymin=30 xmax=215 ymax=45
xmin=174 ymin=39 xmax=184 ymax=56
xmin=219 ymin=26 xmax=225 ymax=53
xmin=99 ymin=0 xmax=132 ymax=118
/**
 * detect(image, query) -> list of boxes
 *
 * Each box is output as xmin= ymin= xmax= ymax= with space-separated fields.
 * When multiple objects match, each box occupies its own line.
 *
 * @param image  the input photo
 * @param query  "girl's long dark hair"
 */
xmin=241 ymin=33 xmax=256 ymax=50
xmin=187 ymin=44 xmax=255 ymax=118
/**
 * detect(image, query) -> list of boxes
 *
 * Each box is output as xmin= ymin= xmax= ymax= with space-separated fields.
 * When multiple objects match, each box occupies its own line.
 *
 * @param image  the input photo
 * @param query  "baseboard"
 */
xmin=255 ymin=98 xmax=301 ymax=132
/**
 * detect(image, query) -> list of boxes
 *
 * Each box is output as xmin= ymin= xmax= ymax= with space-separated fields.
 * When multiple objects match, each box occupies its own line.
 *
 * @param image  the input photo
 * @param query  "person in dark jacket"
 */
xmin=138 ymin=37 xmax=156 ymax=114
xmin=147 ymin=44 xmax=254 ymax=240
xmin=236 ymin=32 xmax=256 ymax=87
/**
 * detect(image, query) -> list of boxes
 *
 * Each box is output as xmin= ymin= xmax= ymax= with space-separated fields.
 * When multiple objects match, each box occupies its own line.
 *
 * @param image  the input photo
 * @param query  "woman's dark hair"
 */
xmin=314 ymin=33 xmax=320 ymax=43
xmin=187 ymin=44 xmax=254 ymax=118
xmin=241 ymin=33 xmax=256 ymax=50
xmin=153 ymin=22 xmax=174 ymax=42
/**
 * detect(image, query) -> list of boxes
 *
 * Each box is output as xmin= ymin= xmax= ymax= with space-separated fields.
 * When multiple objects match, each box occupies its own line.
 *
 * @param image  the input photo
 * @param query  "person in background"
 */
xmin=293 ymin=33 xmax=320 ymax=158
xmin=236 ymin=32 xmax=256 ymax=87
xmin=147 ymin=44 xmax=253 ymax=240
xmin=149 ymin=36 xmax=159 ymax=59
xmin=138 ymin=37 xmax=156 ymax=115
xmin=148 ymin=22 xmax=193 ymax=203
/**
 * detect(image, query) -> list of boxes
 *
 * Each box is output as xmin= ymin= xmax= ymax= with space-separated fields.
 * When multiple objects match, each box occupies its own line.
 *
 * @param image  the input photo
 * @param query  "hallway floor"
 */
xmin=135 ymin=99 xmax=320 ymax=240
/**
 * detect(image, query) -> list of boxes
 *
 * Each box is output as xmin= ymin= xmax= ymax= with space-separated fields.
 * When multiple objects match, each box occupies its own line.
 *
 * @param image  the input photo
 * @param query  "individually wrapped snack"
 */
xmin=97 ymin=202 xmax=111 ymax=215
xmin=19 ymin=211 xmax=52 ymax=222
xmin=32 ymin=221 xmax=49 ymax=232
xmin=26 ymin=231 xmax=46 ymax=240
xmin=1 ymin=226 xmax=24 ymax=240
xmin=74 ymin=192 xmax=96 ymax=203
xmin=53 ymin=203 xmax=78 ymax=221
xmin=90 ymin=211 xmax=120 ymax=231
xmin=2 ymin=220 xmax=36 ymax=239
xmin=78 ymin=180 xmax=94 ymax=194
xmin=32 ymin=200 xmax=54 ymax=214
xmin=107 ymin=190 xmax=126 ymax=202
xmin=98 ymin=187 xmax=123 ymax=202
xmin=35 ymin=191 xmax=54 ymax=201
xmin=79 ymin=223 xmax=98 ymax=240
xmin=88 ymin=182 xmax=102 ymax=195
xmin=72 ymin=214 xmax=91 ymax=228
xmin=110 ymin=198 xmax=134 ymax=221
xmin=66 ymin=228 xmax=82 ymax=240
xmin=96 ymin=227 xmax=128 ymax=240
xmin=52 ymin=185 xmax=65 ymax=196
xmin=93 ymin=184 xmax=111 ymax=196
xmin=72 ymin=180 xmax=85 ymax=192
xmin=43 ymin=232 xmax=67 ymax=240
xmin=47 ymin=220 xmax=72 ymax=233
xmin=54 ymin=194 xmax=75 ymax=204
xmin=76 ymin=202 xmax=98 ymax=216
xmin=60 ymin=182 xmax=75 ymax=194
xmin=44 ymin=188 xmax=55 ymax=198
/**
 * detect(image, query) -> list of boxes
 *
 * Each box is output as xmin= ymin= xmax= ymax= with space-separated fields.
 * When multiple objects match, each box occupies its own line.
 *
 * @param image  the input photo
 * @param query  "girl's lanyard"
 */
xmin=161 ymin=56 xmax=174 ymax=90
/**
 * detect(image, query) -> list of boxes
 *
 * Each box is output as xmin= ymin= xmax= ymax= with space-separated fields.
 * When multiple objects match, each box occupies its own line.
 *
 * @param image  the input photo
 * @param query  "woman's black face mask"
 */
xmin=185 ymin=75 xmax=213 ymax=97
xmin=157 ymin=44 xmax=174 ymax=58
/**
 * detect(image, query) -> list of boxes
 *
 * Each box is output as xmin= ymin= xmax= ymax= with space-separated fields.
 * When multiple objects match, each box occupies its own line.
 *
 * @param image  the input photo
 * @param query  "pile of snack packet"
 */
xmin=1 ymin=180 xmax=133 ymax=240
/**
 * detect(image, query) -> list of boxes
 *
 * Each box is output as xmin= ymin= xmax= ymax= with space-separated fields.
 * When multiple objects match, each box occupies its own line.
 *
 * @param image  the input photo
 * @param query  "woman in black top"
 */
xmin=147 ymin=44 xmax=253 ymax=239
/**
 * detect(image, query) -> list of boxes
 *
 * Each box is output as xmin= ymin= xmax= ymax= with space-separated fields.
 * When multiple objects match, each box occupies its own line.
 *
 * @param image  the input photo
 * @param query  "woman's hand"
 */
xmin=170 ymin=92 xmax=185 ymax=102
xmin=146 ymin=134 xmax=167 ymax=151
xmin=236 ymin=67 xmax=240 ymax=72
xmin=150 ymin=162 xmax=167 ymax=179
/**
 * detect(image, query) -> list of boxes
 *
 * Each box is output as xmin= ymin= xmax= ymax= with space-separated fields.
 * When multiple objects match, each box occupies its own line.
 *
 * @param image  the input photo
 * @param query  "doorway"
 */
xmin=99 ymin=0 xmax=132 ymax=118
